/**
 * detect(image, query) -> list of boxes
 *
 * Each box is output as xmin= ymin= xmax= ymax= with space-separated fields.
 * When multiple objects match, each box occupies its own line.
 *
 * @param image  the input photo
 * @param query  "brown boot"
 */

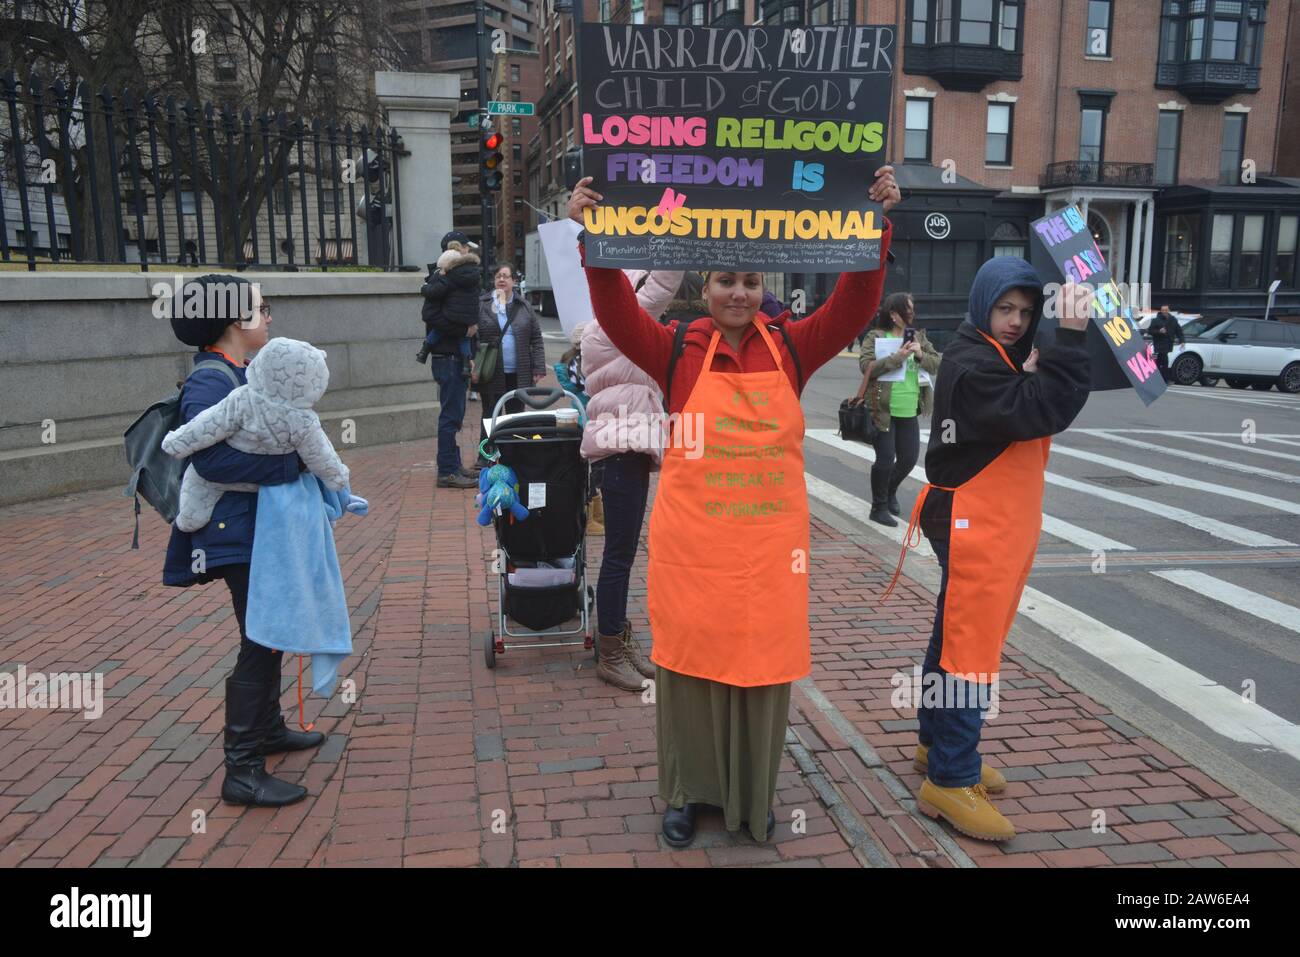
xmin=620 ymin=621 xmax=655 ymax=679
xmin=917 ymin=780 xmax=1016 ymax=842
xmin=913 ymin=744 xmax=1007 ymax=793
xmin=587 ymin=490 xmax=605 ymax=536
xmin=596 ymin=631 xmax=644 ymax=691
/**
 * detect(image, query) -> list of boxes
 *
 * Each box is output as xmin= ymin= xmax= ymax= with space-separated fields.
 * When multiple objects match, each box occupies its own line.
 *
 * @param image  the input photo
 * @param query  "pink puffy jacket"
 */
xmin=580 ymin=268 xmax=682 ymax=466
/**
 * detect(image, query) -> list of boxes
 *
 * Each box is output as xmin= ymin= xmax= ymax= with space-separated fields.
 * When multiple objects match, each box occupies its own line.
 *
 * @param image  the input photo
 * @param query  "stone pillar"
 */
xmin=1128 ymin=199 xmax=1143 ymax=290
xmin=1141 ymin=197 xmax=1156 ymax=292
xmin=375 ymin=71 xmax=462 ymax=270
xmin=1116 ymin=202 xmax=1130 ymax=284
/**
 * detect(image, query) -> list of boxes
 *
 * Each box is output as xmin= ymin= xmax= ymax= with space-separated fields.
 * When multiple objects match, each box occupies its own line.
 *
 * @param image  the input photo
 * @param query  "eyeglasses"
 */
xmin=258 ymin=302 xmax=271 ymax=316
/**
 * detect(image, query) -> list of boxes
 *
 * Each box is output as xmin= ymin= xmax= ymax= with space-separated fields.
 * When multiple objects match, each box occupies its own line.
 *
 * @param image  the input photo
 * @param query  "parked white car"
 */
xmin=1169 ymin=318 xmax=1300 ymax=393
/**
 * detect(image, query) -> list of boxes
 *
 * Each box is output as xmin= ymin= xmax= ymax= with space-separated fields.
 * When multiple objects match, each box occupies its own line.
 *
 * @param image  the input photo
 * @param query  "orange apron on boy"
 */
xmin=648 ymin=321 xmax=811 ymax=687
xmin=887 ymin=331 xmax=1048 ymax=681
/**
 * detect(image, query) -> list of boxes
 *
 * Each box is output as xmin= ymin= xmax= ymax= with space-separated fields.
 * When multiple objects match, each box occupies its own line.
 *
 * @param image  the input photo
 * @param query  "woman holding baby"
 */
xmin=162 ymin=275 xmax=324 ymax=808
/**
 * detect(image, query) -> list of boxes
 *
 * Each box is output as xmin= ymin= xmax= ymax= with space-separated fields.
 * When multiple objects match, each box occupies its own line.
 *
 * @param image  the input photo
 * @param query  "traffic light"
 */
xmin=481 ymin=129 xmax=504 ymax=191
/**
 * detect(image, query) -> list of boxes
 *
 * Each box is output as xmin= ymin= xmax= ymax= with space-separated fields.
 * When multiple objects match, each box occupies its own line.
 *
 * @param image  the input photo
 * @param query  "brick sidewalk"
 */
xmin=0 ymin=405 xmax=1296 ymax=868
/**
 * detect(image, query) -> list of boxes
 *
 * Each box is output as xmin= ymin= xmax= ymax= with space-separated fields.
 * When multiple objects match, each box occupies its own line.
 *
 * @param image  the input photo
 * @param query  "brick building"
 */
xmin=529 ymin=0 xmax=1298 ymax=325
xmin=385 ymin=0 xmax=541 ymax=254
xmin=1277 ymin=0 xmax=1300 ymax=177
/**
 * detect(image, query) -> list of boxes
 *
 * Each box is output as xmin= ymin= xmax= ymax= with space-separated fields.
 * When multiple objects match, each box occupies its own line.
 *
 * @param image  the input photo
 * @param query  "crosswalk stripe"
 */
xmin=1077 ymin=430 xmax=1300 ymax=485
xmin=1151 ymin=569 xmax=1300 ymax=636
xmin=1078 ymin=430 xmax=1300 ymax=485
xmin=1047 ymin=443 xmax=1300 ymax=515
xmin=1259 ymin=436 xmax=1300 ymax=449
xmin=805 ymin=430 xmax=1134 ymax=552
xmin=804 ymin=473 xmax=934 ymax=558
xmin=893 ymin=428 xmax=1293 ymax=548
xmin=1016 ymin=590 xmax=1300 ymax=761
xmin=1174 ymin=433 xmax=1300 ymax=464
xmin=1165 ymin=386 xmax=1297 ymax=410
xmin=802 ymin=478 xmax=1300 ymax=760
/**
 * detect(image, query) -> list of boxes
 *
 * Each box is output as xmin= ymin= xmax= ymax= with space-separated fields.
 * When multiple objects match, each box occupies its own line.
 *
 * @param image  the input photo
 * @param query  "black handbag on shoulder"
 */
xmin=838 ymin=397 xmax=877 ymax=443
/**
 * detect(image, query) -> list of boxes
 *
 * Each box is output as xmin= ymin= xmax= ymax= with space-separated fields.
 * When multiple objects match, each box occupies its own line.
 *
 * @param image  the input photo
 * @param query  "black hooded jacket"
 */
xmin=920 ymin=257 xmax=1091 ymax=542
xmin=421 ymin=251 xmax=481 ymax=355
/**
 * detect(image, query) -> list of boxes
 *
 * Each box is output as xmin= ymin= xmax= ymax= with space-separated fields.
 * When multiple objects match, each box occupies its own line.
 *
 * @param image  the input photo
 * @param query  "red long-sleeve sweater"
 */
xmin=583 ymin=221 xmax=892 ymax=416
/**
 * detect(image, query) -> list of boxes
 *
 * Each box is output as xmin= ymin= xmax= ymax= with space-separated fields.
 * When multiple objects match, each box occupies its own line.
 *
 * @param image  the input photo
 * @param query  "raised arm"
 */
xmin=180 ymin=368 xmax=300 ymax=486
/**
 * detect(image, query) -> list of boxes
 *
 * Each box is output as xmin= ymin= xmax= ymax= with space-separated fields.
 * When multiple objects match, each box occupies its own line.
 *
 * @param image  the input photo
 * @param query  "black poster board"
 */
xmin=1029 ymin=205 xmax=1167 ymax=407
xmin=577 ymin=23 xmax=895 ymax=272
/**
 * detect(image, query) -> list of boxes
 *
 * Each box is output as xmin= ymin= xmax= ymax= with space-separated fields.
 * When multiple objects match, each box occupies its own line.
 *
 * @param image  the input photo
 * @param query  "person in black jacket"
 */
xmin=891 ymin=258 xmax=1091 ymax=842
xmin=420 ymin=231 xmax=482 ymax=488
xmin=1147 ymin=304 xmax=1185 ymax=382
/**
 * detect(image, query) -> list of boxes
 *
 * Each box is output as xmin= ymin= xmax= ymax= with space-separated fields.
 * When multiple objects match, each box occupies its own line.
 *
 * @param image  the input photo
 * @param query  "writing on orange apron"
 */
xmin=648 ymin=321 xmax=810 ymax=687
xmin=883 ymin=331 xmax=1049 ymax=682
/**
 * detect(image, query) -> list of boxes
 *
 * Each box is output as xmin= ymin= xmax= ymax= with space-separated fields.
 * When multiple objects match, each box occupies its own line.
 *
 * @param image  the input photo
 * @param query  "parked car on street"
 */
xmin=1169 ymin=318 xmax=1300 ymax=393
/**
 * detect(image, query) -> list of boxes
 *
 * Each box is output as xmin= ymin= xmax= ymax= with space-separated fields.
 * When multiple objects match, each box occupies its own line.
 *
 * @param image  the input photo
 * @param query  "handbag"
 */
xmin=475 ymin=299 xmax=516 ymax=383
xmin=838 ymin=396 xmax=877 ymax=443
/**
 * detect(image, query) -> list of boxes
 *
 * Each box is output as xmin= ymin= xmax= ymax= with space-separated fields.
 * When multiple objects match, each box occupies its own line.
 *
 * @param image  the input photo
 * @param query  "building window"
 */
xmin=1155 ymin=110 xmax=1182 ymax=185
xmin=992 ymin=221 xmax=1026 ymax=259
xmin=1086 ymin=1 xmax=1112 ymax=56
xmin=809 ymin=0 xmax=852 ymax=24
xmin=1276 ymin=216 xmax=1298 ymax=287
xmin=1220 ymin=112 xmax=1246 ymax=184
xmin=513 ymin=143 xmax=522 ymax=161
xmin=512 ymin=118 xmax=522 ymax=135
xmin=681 ymin=0 xmax=706 ymax=24
xmin=513 ymin=168 xmax=522 ymax=186
xmin=958 ymin=0 xmax=993 ymax=44
xmin=1161 ymin=1 xmax=1267 ymax=66
xmin=711 ymin=0 xmax=743 ymax=25
xmin=999 ymin=1 xmax=1019 ymax=49
xmin=910 ymin=0 xmax=929 ymax=43
xmin=663 ymin=1 xmax=682 ymax=23
xmin=1162 ymin=214 xmax=1200 ymax=290
xmin=180 ymin=189 xmax=198 ymax=216
xmin=1238 ymin=214 xmax=1265 ymax=288
xmin=511 ymin=64 xmax=520 ymax=83
xmin=985 ymin=102 xmax=1012 ymax=165
xmin=215 ymin=55 xmax=237 ymax=82
xmin=904 ymin=98 xmax=932 ymax=163
xmin=1079 ymin=107 xmax=1105 ymax=166
xmin=1209 ymin=213 xmax=1233 ymax=288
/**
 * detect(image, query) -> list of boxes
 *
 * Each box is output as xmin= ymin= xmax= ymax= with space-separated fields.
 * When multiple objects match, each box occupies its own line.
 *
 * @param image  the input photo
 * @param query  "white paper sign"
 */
xmin=527 ymin=482 xmax=547 ymax=510
xmin=538 ymin=219 xmax=595 ymax=338
xmin=873 ymin=337 xmax=907 ymax=382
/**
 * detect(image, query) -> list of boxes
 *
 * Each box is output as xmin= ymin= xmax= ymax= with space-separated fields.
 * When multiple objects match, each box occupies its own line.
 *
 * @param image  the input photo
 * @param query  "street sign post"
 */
xmin=487 ymin=101 xmax=535 ymax=116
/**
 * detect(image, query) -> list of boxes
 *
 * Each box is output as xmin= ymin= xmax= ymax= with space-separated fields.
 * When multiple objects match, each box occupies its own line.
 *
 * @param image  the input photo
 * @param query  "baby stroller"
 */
xmin=481 ymin=386 xmax=596 ymax=668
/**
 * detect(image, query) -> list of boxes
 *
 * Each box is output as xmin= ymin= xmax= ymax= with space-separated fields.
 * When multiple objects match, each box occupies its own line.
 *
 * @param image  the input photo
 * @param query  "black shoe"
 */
xmin=869 ymin=504 xmax=898 ymax=527
xmin=260 ymin=670 xmax=324 ymax=754
xmin=742 ymin=810 xmax=778 ymax=841
xmin=662 ymin=804 xmax=698 ymax=848
xmin=416 ymin=345 xmax=431 ymax=364
xmin=221 ymin=677 xmax=307 ymax=807
xmin=887 ymin=494 xmax=901 ymax=517
xmin=437 ymin=472 xmax=478 ymax=488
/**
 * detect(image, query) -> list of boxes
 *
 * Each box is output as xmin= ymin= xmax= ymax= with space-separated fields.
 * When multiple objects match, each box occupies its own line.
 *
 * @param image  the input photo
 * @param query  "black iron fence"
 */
xmin=1041 ymin=161 xmax=1155 ymax=189
xmin=0 ymin=71 xmax=405 ymax=271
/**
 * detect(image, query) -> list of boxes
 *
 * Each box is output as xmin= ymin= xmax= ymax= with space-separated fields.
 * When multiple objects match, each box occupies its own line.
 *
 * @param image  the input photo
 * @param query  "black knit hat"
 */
xmin=168 ymin=274 xmax=253 ymax=347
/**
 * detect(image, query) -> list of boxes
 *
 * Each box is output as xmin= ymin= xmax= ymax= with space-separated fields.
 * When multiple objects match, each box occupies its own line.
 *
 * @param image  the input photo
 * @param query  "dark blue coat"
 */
xmin=162 ymin=352 xmax=300 ymax=586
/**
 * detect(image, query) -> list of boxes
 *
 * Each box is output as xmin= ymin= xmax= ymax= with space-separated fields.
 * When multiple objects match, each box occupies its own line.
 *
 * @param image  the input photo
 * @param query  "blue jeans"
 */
xmin=916 ymin=537 xmax=987 ymax=788
xmin=592 ymin=452 xmax=651 ymax=636
xmin=430 ymin=354 xmax=468 ymax=477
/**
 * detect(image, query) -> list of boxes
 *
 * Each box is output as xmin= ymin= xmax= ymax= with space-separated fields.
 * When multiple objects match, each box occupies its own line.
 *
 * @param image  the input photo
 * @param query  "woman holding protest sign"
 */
xmin=570 ymin=167 xmax=899 ymax=848
xmin=854 ymin=292 xmax=942 ymax=527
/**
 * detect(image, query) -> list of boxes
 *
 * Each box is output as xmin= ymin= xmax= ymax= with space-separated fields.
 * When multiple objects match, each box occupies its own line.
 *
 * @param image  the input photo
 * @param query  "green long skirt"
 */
xmin=656 ymin=665 xmax=792 ymax=842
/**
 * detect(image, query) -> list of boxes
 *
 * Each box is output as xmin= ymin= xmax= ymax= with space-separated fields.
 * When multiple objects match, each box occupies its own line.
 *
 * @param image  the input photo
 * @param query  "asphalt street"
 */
xmin=539 ymin=317 xmax=1300 ymax=827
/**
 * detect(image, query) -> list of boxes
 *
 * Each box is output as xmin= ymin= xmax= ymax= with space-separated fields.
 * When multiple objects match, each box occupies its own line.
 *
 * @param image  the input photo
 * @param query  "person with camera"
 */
xmin=854 ymin=292 xmax=941 ymax=527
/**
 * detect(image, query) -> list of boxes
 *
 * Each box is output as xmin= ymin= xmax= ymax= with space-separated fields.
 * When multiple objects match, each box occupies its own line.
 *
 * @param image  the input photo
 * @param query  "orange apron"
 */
xmin=884 ymin=332 xmax=1048 ymax=682
xmin=647 ymin=321 xmax=811 ymax=687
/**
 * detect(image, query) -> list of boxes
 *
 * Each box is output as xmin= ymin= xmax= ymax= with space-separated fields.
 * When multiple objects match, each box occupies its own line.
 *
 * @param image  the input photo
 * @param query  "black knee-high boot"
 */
xmin=869 ymin=468 xmax=897 ymax=526
xmin=259 ymin=656 xmax=325 ymax=755
xmin=220 ymin=677 xmax=308 ymax=807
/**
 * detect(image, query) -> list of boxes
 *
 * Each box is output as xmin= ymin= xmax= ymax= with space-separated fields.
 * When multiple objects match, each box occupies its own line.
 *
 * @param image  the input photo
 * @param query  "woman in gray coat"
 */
xmin=474 ymin=262 xmax=547 ymax=463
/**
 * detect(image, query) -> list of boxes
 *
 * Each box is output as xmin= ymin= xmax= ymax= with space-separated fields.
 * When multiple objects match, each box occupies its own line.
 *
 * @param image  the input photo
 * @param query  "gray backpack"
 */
xmin=123 ymin=360 xmax=240 ymax=548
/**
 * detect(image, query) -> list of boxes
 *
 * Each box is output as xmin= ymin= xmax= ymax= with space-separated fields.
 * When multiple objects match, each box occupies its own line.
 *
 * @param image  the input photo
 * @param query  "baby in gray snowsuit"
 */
xmin=162 ymin=337 xmax=350 ymax=532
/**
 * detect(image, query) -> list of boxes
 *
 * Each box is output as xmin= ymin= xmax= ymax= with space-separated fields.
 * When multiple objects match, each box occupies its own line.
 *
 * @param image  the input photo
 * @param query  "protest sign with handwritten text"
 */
xmin=577 ymin=23 xmax=894 ymax=272
xmin=1029 ymin=205 xmax=1167 ymax=407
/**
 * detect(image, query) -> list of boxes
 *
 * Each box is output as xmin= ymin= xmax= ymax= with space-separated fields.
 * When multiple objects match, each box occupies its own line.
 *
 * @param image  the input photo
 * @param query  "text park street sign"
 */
xmin=488 ymin=101 xmax=534 ymax=116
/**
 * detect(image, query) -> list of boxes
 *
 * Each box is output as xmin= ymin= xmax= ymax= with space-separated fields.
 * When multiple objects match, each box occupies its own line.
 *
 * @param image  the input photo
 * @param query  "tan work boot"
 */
xmin=596 ymin=631 xmax=644 ymax=691
xmin=619 ymin=621 xmax=655 ymax=680
xmin=587 ymin=491 xmax=605 ymax=537
xmin=913 ymin=744 xmax=1007 ymax=793
xmin=917 ymin=780 xmax=1016 ymax=842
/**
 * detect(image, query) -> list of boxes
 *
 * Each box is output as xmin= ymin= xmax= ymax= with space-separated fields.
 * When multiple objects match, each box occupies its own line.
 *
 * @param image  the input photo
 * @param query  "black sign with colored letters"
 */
xmin=577 ymin=23 xmax=895 ymax=272
xmin=1029 ymin=205 xmax=1167 ymax=406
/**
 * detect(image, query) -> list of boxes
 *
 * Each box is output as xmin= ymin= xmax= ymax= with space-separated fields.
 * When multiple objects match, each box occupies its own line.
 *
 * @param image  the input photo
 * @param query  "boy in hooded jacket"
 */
xmin=896 ymin=259 xmax=1091 ymax=841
